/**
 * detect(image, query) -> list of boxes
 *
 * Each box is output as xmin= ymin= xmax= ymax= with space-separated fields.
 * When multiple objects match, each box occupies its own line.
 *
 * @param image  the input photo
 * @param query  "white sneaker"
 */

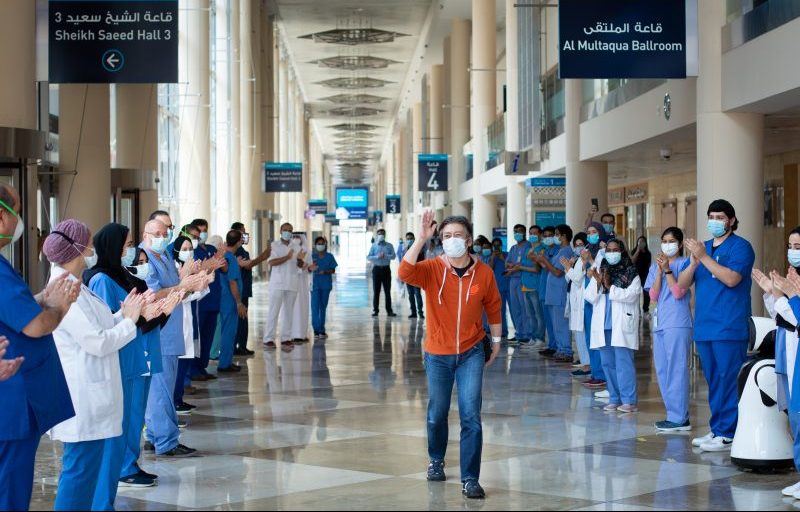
xmin=699 ymin=436 xmax=733 ymax=452
xmin=782 ymin=481 xmax=800 ymax=497
xmin=691 ymin=432 xmax=715 ymax=447
xmin=594 ymin=390 xmax=610 ymax=399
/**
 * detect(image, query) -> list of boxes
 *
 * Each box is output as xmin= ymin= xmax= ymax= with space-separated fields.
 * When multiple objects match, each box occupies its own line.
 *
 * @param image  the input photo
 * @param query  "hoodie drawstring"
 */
xmin=437 ymin=264 xmax=447 ymax=305
xmin=465 ymin=269 xmax=476 ymax=304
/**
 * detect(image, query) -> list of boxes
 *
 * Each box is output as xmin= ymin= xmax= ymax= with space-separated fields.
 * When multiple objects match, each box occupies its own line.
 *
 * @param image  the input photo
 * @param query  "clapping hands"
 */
xmin=0 ymin=337 xmax=23 ymax=382
xmin=44 ymin=273 xmax=81 ymax=312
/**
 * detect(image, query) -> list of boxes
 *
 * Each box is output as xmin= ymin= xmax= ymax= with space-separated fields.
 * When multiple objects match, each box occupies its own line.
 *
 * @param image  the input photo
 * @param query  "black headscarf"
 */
xmin=585 ymin=221 xmax=605 ymax=258
xmin=171 ymin=235 xmax=192 ymax=266
xmin=84 ymin=223 xmax=131 ymax=290
xmin=600 ymin=238 xmax=639 ymax=289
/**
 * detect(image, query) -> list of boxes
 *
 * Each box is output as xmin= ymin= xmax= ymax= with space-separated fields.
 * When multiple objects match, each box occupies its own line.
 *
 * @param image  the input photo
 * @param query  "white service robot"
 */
xmin=730 ymin=316 xmax=795 ymax=472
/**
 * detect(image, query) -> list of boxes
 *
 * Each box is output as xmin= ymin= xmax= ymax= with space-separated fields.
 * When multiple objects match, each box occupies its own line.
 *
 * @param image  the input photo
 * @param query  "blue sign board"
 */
xmin=263 ymin=162 xmax=302 ymax=193
xmin=336 ymin=187 xmax=368 ymax=220
xmin=559 ymin=0 xmax=688 ymax=79
xmin=527 ymin=177 xmax=567 ymax=187
xmin=536 ymin=211 xmax=567 ymax=227
xmin=49 ymin=0 xmax=179 ymax=83
xmin=418 ymin=154 xmax=449 ymax=192
xmin=492 ymin=227 xmax=508 ymax=251
xmin=308 ymin=200 xmax=327 ymax=215
xmin=385 ymin=195 xmax=401 ymax=215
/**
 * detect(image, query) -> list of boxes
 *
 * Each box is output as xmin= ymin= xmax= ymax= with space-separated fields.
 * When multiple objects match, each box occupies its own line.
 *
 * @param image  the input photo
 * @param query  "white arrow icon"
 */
xmin=106 ymin=53 xmax=120 ymax=69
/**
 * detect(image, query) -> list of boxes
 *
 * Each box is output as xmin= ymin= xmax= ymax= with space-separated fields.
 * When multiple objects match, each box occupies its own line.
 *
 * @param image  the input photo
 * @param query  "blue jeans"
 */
xmin=424 ymin=343 xmax=484 ymax=482
xmin=522 ymin=290 xmax=545 ymax=341
xmin=56 ymin=440 xmax=105 ymax=511
xmin=600 ymin=330 xmax=637 ymax=405
xmin=695 ymin=339 xmax=748 ymax=438
xmin=407 ymin=284 xmax=424 ymax=316
xmin=311 ymin=287 xmax=332 ymax=334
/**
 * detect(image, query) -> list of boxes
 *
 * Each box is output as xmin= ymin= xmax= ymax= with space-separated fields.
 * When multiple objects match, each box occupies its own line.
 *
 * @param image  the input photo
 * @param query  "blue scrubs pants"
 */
xmin=508 ymin=279 xmax=530 ymax=339
xmin=544 ymin=302 xmax=555 ymax=350
xmin=145 ymin=356 xmax=180 ymax=454
xmin=122 ymin=375 xmax=149 ymax=477
xmin=523 ymin=290 xmax=545 ymax=341
xmin=548 ymin=305 xmax=571 ymax=356
xmin=600 ymin=330 xmax=637 ymax=405
xmin=93 ymin=377 xmax=135 ymax=510
xmin=584 ymin=303 xmax=605 ymax=381
xmin=695 ymin=339 xmax=748 ymax=439
xmin=55 ymin=439 xmax=105 ymax=511
xmin=218 ymin=308 xmax=238 ymax=370
xmin=654 ymin=328 xmax=692 ymax=424
xmin=0 ymin=434 xmax=40 ymax=511
xmin=311 ymin=288 xmax=332 ymax=335
xmin=173 ymin=358 xmax=192 ymax=405
xmin=780 ymin=378 xmax=800 ymax=472
xmin=235 ymin=296 xmax=250 ymax=352
xmin=191 ymin=311 xmax=219 ymax=377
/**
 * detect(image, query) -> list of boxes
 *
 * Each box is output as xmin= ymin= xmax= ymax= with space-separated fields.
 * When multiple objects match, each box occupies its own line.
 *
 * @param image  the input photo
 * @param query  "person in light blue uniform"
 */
xmin=644 ymin=227 xmax=694 ymax=432
xmin=0 ymin=186 xmax=76 ymax=511
xmin=311 ymin=236 xmax=338 ymax=337
xmin=367 ymin=229 xmax=396 ymax=317
xmin=142 ymin=216 xmax=198 ymax=457
xmin=191 ymin=218 xmax=222 ymax=381
xmin=506 ymin=224 xmax=532 ymax=342
xmin=481 ymin=238 xmax=508 ymax=337
xmin=519 ymin=226 xmax=545 ymax=347
xmin=535 ymin=225 xmax=575 ymax=362
xmin=217 ymin=230 xmax=245 ymax=373
xmin=580 ymin=222 xmax=607 ymax=389
xmin=678 ymin=199 xmax=755 ymax=452
xmin=536 ymin=226 xmax=558 ymax=356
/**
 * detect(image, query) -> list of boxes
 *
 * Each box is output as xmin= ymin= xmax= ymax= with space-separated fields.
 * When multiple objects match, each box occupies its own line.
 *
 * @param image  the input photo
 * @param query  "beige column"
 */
xmin=0 ymin=1 xmax=36 ymax=129
xmin=239 ymin=0 xmax=255 ymax=226
xmin=277 ymin=55 xmax=289 ymax=225
xmin=429 ymin=65 xmax=446 ymax=213
xmin=449 ymin=18 xmax=471 ymax=217
xmin=114 ymin=85 xmax=157 ymax=171
xmin=228 ymin=0 xmax=241 ymax=225
xmin=177 ymin=0 xmax=211 ymax=223
xmin=258 ymin=15 xmax=275 ymax=222
xmin=58 ymin=85 xmax=111 ymax=233
xmin=503 ymin=0 xmax=526 ymax=235
xmin=213 ymin=0 xmax=231 ymax=232
xmin=695 ymin=0 xmax=764 ymax=306
xmin=565 ymin=80 xmax=608 ymax=230
xmin=412 ymin=103 xmax=423 ymax=233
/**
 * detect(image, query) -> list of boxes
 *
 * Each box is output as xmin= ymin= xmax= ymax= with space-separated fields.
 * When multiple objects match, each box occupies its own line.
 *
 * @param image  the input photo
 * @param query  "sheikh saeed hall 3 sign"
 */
xmin=559 ymin=0 xmax=698 ymax=79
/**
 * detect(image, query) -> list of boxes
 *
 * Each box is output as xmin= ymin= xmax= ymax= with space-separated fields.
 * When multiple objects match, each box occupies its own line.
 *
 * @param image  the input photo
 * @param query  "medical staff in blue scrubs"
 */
xmin=519 ymin=227 xmax=545 ymax=347
xmin=490 ymin=238 xmax=509 ymax=337
xmin=537 ymin=226 xmax=558 ymax=356
xmin=644 ymin=227 xmax=694 ymax=432
xmin=506 ymin=224 xmax=532 ymax=342
xmin=217 ymin=230 xmax=246 ymax=373
xmin=678 ymin=199 xmax=755 ymax=452
xmin=535 ymin=225 xmax=575 ymax=362
xmin=581 ymin=223 xmax=607 ymax=390
xmin=0 ymin=185 xmax=76 ymax=512
xmin=142 ymin=216 xmax=198 ymax=457
xmin=191 ymin=218 xmax=223 ymax=380
xmin=311 ymin=236 xmax=338 ymax=338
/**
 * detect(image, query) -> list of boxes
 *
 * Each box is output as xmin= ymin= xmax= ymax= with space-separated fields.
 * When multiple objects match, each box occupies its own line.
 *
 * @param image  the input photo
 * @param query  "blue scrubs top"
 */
xmin=544 ymin=246 xmax=573 ymax=307
xmin=0 ymin=255 xmax=74 ymax=441
xmin=235 ymin=246 xmax=253 ymax=299
xmin=508 ymin=241 xmax=532 ymax=281
xmin=482 ymin=253 xmax=509 ymax=293
xmin=312 ymin=252 xmax=338 ymax=291
xmin=604 ymin=296 xmax=613 ymax=330
xmin=644 ymin=257 xmax=693 ymax=332
xmin=194 ymin=244 xmax=221 ymax=312
xmin=693 ymin=234 xmax=755 ymax=342
xmin=219 ymin=251 xmax=242 ymax=313
xmin=144 ymin=248 xmax=185 ymax=356
xmin=88 ymin=273 xmax=149 ymax=380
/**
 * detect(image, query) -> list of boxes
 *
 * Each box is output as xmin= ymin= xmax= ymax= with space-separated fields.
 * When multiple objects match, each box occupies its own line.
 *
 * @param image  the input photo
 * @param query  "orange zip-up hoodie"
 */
xmin=399 ymin=255 xmax=502 ymax=355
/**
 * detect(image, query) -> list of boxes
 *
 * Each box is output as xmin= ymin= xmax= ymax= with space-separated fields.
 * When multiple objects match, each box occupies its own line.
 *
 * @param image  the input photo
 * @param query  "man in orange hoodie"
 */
xmin=399 ymin=209 xmax=502 ymax=500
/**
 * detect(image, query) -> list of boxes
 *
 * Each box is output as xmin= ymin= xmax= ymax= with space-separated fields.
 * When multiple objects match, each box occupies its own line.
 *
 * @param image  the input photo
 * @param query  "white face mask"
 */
xmin=127 ymin=262 xmax=151 ymax=279
xmin=442 ymin=237 xmax=467 ymax=258
xmin=121 ymin=247 xmax=136 ymax=267
xmin=84 ymin=248 xmax=98 ymax=269
xmin=178 ymin=250 xmax=193 ymax=263
xmin=199 ymin=231 xmax=209 ymax=244
xmin=191 ymin=239 xmax=199 ymax=250
xmin=661 ymin=242 xmax=679 ymax=257
xmin=281 ymin=231 xmax=292 ymax=241
xmin=11 ymin=217 xmax=23 ymax=244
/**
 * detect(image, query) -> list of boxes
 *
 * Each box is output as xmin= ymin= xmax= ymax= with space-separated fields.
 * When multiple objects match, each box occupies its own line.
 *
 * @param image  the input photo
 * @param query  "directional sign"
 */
xmin=49 ymin=1 xmax=179 ymax=83
xmin=336 ymin=188 xmax=368 ymax=220
xmin=385 ymin=195 xmax=401 ymax=215
xmin=418 ymin=154 xmax=449 ymax=192
xmin=263 ymin=162 xmax=302 ymax=193
xmin=308 ymin=200 xmax=328 ymax=215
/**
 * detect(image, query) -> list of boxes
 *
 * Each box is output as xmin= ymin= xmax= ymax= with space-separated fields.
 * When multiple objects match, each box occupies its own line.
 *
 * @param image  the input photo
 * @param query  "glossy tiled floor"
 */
xmin=30 ymin=265 xmax=800 ymax=510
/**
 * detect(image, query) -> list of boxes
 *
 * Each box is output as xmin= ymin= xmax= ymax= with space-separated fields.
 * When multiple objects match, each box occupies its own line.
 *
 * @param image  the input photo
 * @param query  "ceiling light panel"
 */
xmin=299 ymin=28 xmax=409 ymax=46
xmin=312 ymin=55 xmax=400 ymax=70
xmin=316 ymin=77 xmax=393 ymax=89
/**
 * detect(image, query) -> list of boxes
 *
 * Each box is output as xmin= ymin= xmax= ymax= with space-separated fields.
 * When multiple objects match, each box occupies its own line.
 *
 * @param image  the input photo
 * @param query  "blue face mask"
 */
xmin=473 ymin=244 xmax=482 ymax=254
xmin=529 ymin=235 xmax=539 ymax=243
xmin=587 ymin=233 xmax=600 ymax=245
xmin=543 ymin=236 xmax=555 ymax=246
xmin=605 ymin=252 xmax=622 ymax=265
xmin=482 ymin=248 xmax=492 ymax=257
xmin=602 ymin=224 xmax=614 ymax=234
xmin=406 ymin=239 xmax=414 ymax=248
xmin=150 ymin=236 xmax=168 ymax=254
xmin=789 ymin=249 xmax=800 ymax=268
xmin=573 ymin=245 xmax=584 ymax=257
xmin=121 ymin=247 xmax=136 ymax=267
xmin=514 ymin=233 xmax=524 ymax=242
xmin=707 ymin=219 xmax=727 ymax=238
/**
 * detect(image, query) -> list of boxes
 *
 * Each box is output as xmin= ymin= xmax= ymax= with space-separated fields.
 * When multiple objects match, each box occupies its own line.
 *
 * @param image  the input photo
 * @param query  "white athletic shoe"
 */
xmin=594 ymin=390 xmax=610 ymax=399
xmin=691 ymin=431 xmax=715 ymax=447
xmin=699 ymin=436 xmax=733 ymax=452
xmin=782 ymin=481 xmax=800 ymax=497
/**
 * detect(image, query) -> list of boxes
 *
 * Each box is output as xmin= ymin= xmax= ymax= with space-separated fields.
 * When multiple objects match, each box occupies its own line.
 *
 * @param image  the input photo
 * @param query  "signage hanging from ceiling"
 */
xmin=385 ymin=195 xmax=401 ymax=215
xmin=49 ymin=0 xmax=179 ymax=83
xmin=418 ymin=154 xmax=449 ymax=192
xmin=308 ymin=200 xmax=328 ymax=215
xmin=335 ymin=187 xmax=368 ymax=220
xmin=558 ymin=0 xmax=697 ymax=79
xmin=263 ymin=162 xmax=303 ymax=193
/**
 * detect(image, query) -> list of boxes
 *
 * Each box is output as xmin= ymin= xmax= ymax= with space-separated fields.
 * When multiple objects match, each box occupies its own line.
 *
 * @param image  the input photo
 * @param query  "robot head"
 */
xmin=749 ymin=316 xmax=777 ymax=355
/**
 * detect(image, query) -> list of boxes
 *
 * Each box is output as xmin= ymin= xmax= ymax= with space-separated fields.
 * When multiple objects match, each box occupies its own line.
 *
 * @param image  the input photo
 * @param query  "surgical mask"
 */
xmin=0 ymin=199 xmax=23 ymax=244
xmin=406 ymin=239 xmax=414 ymax=248
xmin=167 ymin=228 xmax=174 ymax=241
xmin=150 ymin=236 xmax=168 ymax=254
xmin=605 ymin=252 xmax=622 ymax=265
xmin=121 ymin=247 xmax=136 ymax=267
xmin=191 ymin=239 xmax=199 ymax=250
xmin=199 ymin=232 xmax=208 ymax=244
xmin=587 ymin=233 xmax=600 ymax=245
xmin=178 ymin=250 xmax=193 ymax=263
xmin=573 ymin=245 xmax=584 ymax=257
xmin=602 ymin=223 xmax=614 ymax=234
xmin=514 ymin=233 xmax=524 ymax=242
xmin=661 ymin=242 xmax=679 ymax=257
xmin=473 ymin=244 xmax=482 ymax=254
xmin=442 ymin=237 xmax=467 ymax=258
xmin=84 ymin=248 xmax=98 ymax=269
xmin=482 ymin=248 xmax=492 ymax=257
xmin=543 ymin=237 xmax=555 ymax=246
xmin=707 ymin=219 xmax=727 ymax=238
xmin=529 ymin=235 xmax=539 ymax=243
xmin=242 ymin=233 xmax=250 ymax=245
xmin=789 ymin=249 xmax=800 ymax=268
xmin=281 ymin=231 xmax=292 ymax=241
xmin=376 ymin=234 xmax=385 ymax=243
xmin=316 ymin=244 xmax=326 ymax=252
xmin=129 ymin=263 xmax=151 ymax=279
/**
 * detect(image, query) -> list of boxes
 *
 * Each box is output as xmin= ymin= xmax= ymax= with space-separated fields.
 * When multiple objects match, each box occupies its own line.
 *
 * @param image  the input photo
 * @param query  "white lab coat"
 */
xmin=180 ymin=288 xmax=210 ymax=359
xmin=565 ymin=258 xmax=585 ymax=332
xmin=48 ymin=266 xmax=137 ymax=443
xmin=584 ymin=274 xmax=642 ymax=350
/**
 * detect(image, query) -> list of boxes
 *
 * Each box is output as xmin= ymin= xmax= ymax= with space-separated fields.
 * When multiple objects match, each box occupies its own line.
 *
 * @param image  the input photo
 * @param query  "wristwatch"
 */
xmin=664 ymin=270 xmax=673 ymax=275
xmin=491 ymin=337 xmax=502 ymax=344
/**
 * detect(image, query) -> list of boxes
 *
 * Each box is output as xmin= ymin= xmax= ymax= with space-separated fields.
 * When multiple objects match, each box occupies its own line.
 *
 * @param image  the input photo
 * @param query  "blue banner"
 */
xmin=418 ymin=154 xmax=449 ymax=192
xmin=263 ymin=162 xmax=302 ymax=193
xmin=385 ymin=195 xmax=401 ymax=215
xmin=535 ymin=211 xmax=567 ymax=227
xmin=527 ymin=177 xmax=567 ymax=187
xmin=559 ymin=0 xmax=688 ymax=79
xmin=336 ymin=188 xmax=368 ymax=220
xmin=492 ymin=227 xmax=508 ymax=251
xmin=308 ymin=200 xmax=327 ymax=215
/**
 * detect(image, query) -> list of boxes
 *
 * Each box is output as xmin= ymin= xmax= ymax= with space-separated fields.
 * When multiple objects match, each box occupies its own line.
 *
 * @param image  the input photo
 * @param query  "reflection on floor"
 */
xmin=30 ymin=269 xmax=800 ymax=511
